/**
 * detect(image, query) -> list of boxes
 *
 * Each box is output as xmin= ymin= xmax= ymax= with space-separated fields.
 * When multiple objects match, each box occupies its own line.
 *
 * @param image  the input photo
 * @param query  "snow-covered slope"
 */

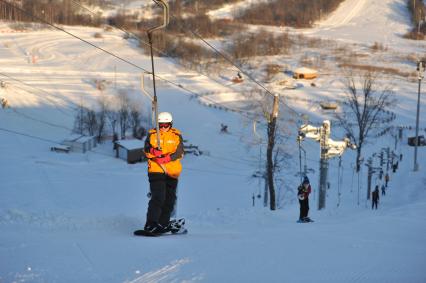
xmin=209 ymin=0 xmax=425 ymax=53
xmin=0 ymin=0 xmax=426 ymax=281
xmin=310 ymin=0 xmax=417 ymax=50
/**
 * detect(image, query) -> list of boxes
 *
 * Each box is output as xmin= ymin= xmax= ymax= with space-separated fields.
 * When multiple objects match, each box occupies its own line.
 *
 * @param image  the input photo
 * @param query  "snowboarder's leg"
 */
xmin=298 ymin=200 xmax=304 ymax=220
xmin=158 ymin=176 xmax=178 ymax=226
xmin=301 ymin=199 xmax=309 ymax=219
xmin=146 ymin=175 xmax=167 ymax=228
xmin=306 ymin=199 xmax=310 ymax=219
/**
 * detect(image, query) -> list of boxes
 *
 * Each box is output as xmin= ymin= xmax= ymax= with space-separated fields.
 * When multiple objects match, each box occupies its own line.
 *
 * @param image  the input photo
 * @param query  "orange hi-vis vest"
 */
xmin=145 ymin=128 xmax=184 ymax=179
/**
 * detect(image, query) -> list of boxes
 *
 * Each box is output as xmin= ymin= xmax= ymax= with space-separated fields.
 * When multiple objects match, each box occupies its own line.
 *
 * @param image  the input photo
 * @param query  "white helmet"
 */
xmin=158 ymin=112 xmax=173 ymax=123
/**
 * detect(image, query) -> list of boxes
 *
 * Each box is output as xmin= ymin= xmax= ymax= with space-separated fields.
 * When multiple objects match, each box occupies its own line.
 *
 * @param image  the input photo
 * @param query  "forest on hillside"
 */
xmin=405 ymin=0 xmax=426 ymax=39
xmin=236 ymin=0 xmax=345 ymax=27
xmin=0 ymin=0 xmax=108 ymax=26
xmin=0 ymin=0 xmax=348 ymax=29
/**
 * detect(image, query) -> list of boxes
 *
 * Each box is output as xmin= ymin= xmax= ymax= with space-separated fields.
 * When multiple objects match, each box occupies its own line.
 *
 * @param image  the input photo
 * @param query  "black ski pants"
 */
xmin=372 ymin=199 xmax=378 ymax=210
xmin=146 ymin=173 xmax=178 ymax=227
xmin=299 ymin=198 xmax=309 ymax=219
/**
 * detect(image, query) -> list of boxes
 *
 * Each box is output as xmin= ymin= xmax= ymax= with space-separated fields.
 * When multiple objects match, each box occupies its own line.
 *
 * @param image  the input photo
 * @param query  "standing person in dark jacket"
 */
xmin=297 ymin=176 xmax=312 ymax=222
xmin=372 ymin=185 xmax=380 ymax=210
xmin=142 ymin=112 xmax=185 ymax=234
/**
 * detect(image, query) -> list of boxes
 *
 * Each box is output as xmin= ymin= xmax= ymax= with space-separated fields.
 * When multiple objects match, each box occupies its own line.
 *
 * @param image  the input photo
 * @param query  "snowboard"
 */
xmin=297 ymin=218 xmax=314 ymax=223
xmin=134 ymin=218 xmax=187 ymax=237
xmin=133 ymin=229 xmax=188 ymax=237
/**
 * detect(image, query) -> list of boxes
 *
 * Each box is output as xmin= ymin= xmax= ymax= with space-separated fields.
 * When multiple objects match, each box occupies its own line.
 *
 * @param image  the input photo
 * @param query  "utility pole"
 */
xmin=318 ymin=120 xmax=330 ymax=210
xmin=394 ymin=131 xmax=398 ymax=150
xmin=366 ymin=156 xmax=383 ymax=203
xmin=299 ymin=120 xmax=356 ymax=210
xmin=386 ymin=147 xmax=390 ymax=172
xmin=114 ymin=65 xmax=117 ymax=89
xmin=266 ymin=94 xmax=279 ymax=210
xmin=263 ymin=175 xmax=268 ymax=207
xmin=414 ymin=60 xmax=424 ymax=171
xmin=366 ymin=158 xmax=373 ymax=201
xmin=297 ymin=135 xmax=303 ymax=183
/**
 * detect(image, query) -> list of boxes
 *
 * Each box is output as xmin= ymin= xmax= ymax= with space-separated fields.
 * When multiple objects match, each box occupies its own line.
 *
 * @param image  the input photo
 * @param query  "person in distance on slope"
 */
xmin=381 ymin=184 xmax=386 ymax=196
xmin=372 ymin=185 xmax=380 ymax=210
xmin=384 ymin=173 xmax=390 ymax=188
xmin=143 ymin=112 xmax=185 ymax=234
xmin=297 ymin=176 xmax=312 ymax=222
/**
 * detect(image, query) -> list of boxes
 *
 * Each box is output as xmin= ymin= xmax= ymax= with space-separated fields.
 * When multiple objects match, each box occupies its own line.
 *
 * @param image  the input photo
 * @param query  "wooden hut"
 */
xmin=63 ymin=135 xmax=97 ymax=153
xmin=114 ymin=139 xmax=145 ymax=164
xmin=293 ymin=67 xmax=318 ymax=80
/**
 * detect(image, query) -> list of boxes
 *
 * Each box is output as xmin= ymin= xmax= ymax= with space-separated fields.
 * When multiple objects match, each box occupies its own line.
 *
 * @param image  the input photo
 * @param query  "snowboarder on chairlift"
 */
xmin=143 ymin=112 xmax=185 ymax=235
xmin=297 ymin=176 xmax=312 ymax=223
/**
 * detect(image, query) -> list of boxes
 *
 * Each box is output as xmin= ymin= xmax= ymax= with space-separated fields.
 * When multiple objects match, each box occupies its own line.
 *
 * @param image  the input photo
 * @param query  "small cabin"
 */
xmin=319 ymin=101 xmax=338 ymax=110
xmin=114 ymin=139 xmax=146 ymax=164
xmin=231 ymin=77 xmax=244 ymax=83
xmin=293 ymin=67 xmax=318 ymax=80
xmin=231 ymin=72 xmax=244 ymax=83
xmin=63 ymin=135 xmax=97 ymax=153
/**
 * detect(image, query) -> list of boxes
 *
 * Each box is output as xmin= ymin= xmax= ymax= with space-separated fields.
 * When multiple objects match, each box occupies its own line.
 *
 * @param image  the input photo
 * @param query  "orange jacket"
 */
xmin=144 ymin=128 xmax=184 ymax=179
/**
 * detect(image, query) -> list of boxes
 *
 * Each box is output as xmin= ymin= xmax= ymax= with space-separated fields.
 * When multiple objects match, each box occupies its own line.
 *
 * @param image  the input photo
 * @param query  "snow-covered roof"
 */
xmin=76 ymin=136 xmax=95 ymax=143
xmin=115 ymin=139 xmax=145 ymax=150
xmin=294 ymin=67 xmax=318 ymax=74
xmin=64 ymin=135 xmax=95 ymax=143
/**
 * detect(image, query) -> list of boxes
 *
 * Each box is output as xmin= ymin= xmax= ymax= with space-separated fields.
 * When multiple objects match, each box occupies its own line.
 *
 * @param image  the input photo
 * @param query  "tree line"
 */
xmin=236 ymin=0 xmax=345 ymax=27
xmin=0 ymin=0 xmax=128 ymax=27
xmin=405 ymin=0 xmax=426 ymax=40
xmin=73 ymin=91 xmax=148 ymax=143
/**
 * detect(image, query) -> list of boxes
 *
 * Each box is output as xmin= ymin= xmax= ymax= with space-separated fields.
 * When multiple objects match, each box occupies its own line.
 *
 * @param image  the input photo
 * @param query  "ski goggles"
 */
xmin=159 ymin=123 xmax=172 ymax=128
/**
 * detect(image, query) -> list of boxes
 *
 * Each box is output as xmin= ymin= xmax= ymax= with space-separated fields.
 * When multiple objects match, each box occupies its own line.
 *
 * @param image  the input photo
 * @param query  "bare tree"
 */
xmin=118 ymin=90 xmax=130 ymax=139
xmin=105 ymin=96 xmax=119 ymax=138
xmin=335 ymin=71 xmax=395 ymax=172
xmin=129 ymin=103 xmax=142 ymax=138
xmin=73 ymin=102 xmax=86 ymax=135
xmin=247 ymin=89 xmax=293 ymax=210
xmin=84 ymin=108 xmax=98 ymax=136
xmin=96 ymin=95 xmax=108 ymax=142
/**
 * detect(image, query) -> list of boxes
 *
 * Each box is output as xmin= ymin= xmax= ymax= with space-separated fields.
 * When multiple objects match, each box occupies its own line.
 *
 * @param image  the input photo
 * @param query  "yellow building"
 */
xmin=293 ymin=67 xmax=318 ymax=79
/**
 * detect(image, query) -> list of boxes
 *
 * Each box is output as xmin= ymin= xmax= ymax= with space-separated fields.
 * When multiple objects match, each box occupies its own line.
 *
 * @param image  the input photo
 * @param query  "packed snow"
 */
xmin=0 ymin=0 xmax=426 ymax=282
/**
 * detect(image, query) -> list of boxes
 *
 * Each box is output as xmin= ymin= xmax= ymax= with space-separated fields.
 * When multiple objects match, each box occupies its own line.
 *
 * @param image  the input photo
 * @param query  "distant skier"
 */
xmin=220 ymin=123 xmax=229 ymax=133
xmin=297 ymin=176 xmax=312 ymax=223
xmin=381 ymin=184 xmax=386 ymax=196
xmin=393 ymin=161 xmax=399 ymax=173
xmin=142 ymin=112 xmax=185 ymax=235
xmin=372 ymin=185 xmax=380 ymax=210
xmin=385 ymin=173 xmax=390 ymax=187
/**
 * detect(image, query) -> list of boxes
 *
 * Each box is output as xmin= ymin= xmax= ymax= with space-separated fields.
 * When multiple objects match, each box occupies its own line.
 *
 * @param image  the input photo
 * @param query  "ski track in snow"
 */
xmin=125 ymin=258 xmax=202 ymax=283
xmin=315 ymin=0 xmax=368 ymax=29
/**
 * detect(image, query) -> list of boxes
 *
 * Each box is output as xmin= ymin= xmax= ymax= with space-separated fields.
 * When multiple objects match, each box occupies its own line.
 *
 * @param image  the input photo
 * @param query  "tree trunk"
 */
xmin=266 ymin=116 xmax=276 ymax=210
xmin=356 ymin=146 xmax=362 ymax=172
